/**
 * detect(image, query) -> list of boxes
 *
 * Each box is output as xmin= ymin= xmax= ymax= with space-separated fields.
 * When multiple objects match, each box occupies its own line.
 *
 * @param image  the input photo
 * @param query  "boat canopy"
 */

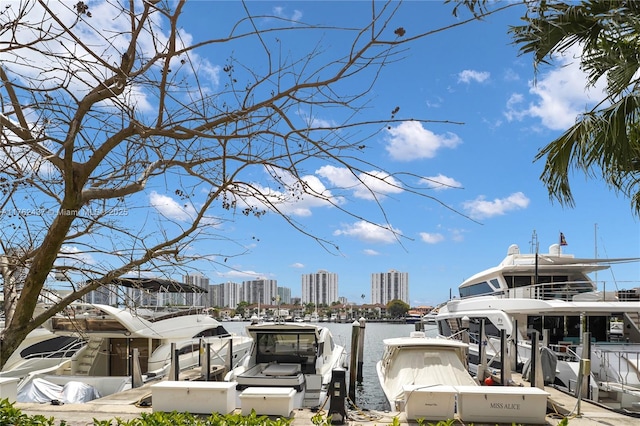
xmin=87 ymin=277 xmax=207 ymax=293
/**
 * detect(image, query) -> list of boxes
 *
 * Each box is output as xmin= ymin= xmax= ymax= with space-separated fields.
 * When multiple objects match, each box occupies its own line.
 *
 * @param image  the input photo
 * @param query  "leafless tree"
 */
xmin=0 ymin=0 xmax=502 ymax=366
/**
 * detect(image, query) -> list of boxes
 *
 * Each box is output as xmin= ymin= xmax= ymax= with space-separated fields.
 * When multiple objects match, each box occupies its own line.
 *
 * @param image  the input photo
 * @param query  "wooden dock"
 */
xmin=12 ymin=370 xmax=640 ymax=425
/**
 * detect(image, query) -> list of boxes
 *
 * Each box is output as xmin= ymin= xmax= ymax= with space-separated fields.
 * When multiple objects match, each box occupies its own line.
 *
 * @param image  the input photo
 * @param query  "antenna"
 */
xmin=594 ymin=223 xmax=598 ymax=287
xmin=530 ymin=229 xmax=539 ymax=254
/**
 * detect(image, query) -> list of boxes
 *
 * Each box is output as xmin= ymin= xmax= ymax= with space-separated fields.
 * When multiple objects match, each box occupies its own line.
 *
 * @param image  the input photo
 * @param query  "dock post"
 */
xmin=203 ymin=342 xmax=211 ymax=380
xmin=531 ymin=331 xmax=544 ymax=389
xmin=579 ymin=331 xmax=592 ymax=400
xmin=168 ymin=342 xmax=179 ymax=381
xmin=513 ymin=319 xmax=520 ymax=372
xmin=576 ymin=358 xmax=591 ymax=416
xmin=500 ymin=329 xmax=512 ymax=385
xmin=131 ymin=348 xmax=143 ymax=388
xmin=356 ymin=317 xmax=366 ymax=383
xmin=227 ymin=339 xmax=233 ymax=373
xmin=348 ymin=320 xmax=359 ymax=402
xmin=530 ymin=332 xmax=537 ymax=387
xmin=478 ymin=319 xmax=488 ymax=382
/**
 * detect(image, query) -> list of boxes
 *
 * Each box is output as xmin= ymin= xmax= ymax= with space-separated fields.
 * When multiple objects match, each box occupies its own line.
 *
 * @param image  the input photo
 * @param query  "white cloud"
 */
xmin=333 ymin=220 xmax=401 ymax=244
xmin=385 ymin=121 xmax=461 ymax=161
xmin=3 ymin=2 xmax=221 ymax=118
xmin=218 ymin=269 xmax=265 ymax=280
xmin=292 ymin=10 xmax=303 ymax=21
xmin=234 ymin=170 xmax=341 ymax=217
xmin=363 ymin=249 xmax=380 ymax=256
xmin=420 ymin=174 xmax=462 ymax=191
xmin=290 ymin=262 xmax=305 ymax=269
xmin=450 ymin=228 xmax=465 ymax=242
xmin=149 ymin=191 xmax=196 ymax=221
xmin=504 ymin=68 xmax=520 ymax=82
xmin=316 ymin=165 xmax=403 ymax=200
xmin=273 ymin=6 xmax=303 ymax=21
xmin=58 ymin=245 xmax=97 ymax=265
xmin=462 ymin=192 xmax=530 ymax=219
xmin=458 ymin=70 xmax=490 ymax=84
xmin=504 ymin=45 xmax=607 ymax=130
xmin=419 ymin=232 xmax=444 ymax=244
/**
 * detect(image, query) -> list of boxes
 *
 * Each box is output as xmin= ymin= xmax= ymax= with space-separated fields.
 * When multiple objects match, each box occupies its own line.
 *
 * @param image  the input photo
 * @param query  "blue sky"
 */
xmin=8 ymin=1 xmax=639 ymax=307
xmin=171 ymin=1 xmax=639 ymax=306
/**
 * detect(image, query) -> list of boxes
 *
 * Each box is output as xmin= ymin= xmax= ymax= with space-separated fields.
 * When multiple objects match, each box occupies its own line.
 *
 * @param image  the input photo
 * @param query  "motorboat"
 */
xmin=15 ymin=303 xmax=253 ymax=404
xmin=435 ymin=240 xmax=640 ymax=413
xmin=404 ymin=313 xmax=423 ymax=324
xmin=376 ymin=330 xmax=550 ymax=423
xmin=376 ymin=331 xmax=478 ymax=411
xmin=0 ymin=327 xmax=85 ymax=381
xmin=224 ymin=320 xmax=347 ymax=409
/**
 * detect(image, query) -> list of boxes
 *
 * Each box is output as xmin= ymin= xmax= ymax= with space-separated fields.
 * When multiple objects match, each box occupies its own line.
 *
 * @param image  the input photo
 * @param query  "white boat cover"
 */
xmin=17 ymin=378 xmax=101 ymax=403
xmin=383 ymin=346 xmax=478 ymax=402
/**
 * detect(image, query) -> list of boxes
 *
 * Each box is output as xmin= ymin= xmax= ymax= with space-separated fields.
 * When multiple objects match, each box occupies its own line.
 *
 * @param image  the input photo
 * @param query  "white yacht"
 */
xmin=376 ymin=330 xmax=550 ymax=423
xmin=224 ymin=320 xmax=347 ymax=409
xmin=435 ymin=240 xmax=640 ymax=413
xmin=0 ymin=327 xmax=85 ymax=380
xmin=15 ymin=303 xmax=253 ymax=403
xmin=376 ymin=332 xmax=478 ymax=411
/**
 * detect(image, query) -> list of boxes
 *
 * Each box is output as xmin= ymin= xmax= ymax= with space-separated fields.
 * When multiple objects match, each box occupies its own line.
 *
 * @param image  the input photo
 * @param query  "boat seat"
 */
xmin=263 ymin=363 xmax=300 ymax=376
xmin=257 ymin=353 xmax=306 ymax=365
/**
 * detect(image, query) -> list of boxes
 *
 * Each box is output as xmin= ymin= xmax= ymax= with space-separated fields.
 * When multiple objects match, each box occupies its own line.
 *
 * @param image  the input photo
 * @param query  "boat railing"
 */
xmin=547 ymin=343 xmax=581 ymax=362
xmin=446 ymin=329 xmax=470 ymax=343
xmin=160 ymin=337 xmax=240 ymax=374
xmin=593 ymin=346 xmax=640 ymax=388
xmin=502 ymin=280 xmax=595 ymax=301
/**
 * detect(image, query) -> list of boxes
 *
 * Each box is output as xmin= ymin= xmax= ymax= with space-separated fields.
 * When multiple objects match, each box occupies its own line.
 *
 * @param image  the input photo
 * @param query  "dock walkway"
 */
xmin=13 ymin=375 xmax=640 ymax=425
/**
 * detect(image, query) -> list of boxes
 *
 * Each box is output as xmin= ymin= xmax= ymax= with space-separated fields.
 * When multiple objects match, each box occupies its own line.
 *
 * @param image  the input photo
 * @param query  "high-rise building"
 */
xmin=183 ymin=273 xmax=210 ymax=307
xmin=371 ymin=269 xmax=409 ymax=305
xmin=301 ymin=270 xmax=338 ymax=305
xmin=277 ymin=286 xmax=292 ymax=304
xmin=242 ymin=278 xmax=277 ymax=305
xmin=211 ymin=281 xmax=242 ymax=308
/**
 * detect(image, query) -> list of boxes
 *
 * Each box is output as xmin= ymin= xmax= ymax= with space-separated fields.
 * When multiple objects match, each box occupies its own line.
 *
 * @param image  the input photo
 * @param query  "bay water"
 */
xmin=222 ymin=321 xmax=438 ymax=411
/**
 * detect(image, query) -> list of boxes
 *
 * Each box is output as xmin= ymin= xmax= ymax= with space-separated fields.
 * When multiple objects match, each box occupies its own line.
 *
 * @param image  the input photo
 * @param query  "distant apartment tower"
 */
xmin=183 ymin=273 xmax=210 ymax=307
xmin=301 ymin=270 xmax=338 ymax=305
xmin=371 ymin=269 xmax=409 ymax=305
xmin=277 ymin=287 xmax=292 ymax=305
xmin=210 ymin=281 xmax=242 ymax=308
xmin=242 ymin=278 xmax=278 ymax=305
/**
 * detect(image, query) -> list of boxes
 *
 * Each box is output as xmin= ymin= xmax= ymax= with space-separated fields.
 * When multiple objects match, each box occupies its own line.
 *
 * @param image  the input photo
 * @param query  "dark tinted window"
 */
xmin=20 ymin=336 xmax=84 ymax=359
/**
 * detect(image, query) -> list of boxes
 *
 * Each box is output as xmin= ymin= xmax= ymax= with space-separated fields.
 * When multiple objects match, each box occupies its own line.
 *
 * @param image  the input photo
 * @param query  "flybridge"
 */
xmin=457 ymin=242 xmax=640 ymax=301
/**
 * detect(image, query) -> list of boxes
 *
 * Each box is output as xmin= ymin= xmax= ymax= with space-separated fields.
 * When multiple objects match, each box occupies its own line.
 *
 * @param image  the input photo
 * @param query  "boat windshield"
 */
xmin=256 ymin=332 xmax=317 ymax=364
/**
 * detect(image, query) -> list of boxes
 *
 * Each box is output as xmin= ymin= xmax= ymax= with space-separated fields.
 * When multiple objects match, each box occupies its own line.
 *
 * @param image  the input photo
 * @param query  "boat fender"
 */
xmin=484 ymin=376 xmax=494 ymax=386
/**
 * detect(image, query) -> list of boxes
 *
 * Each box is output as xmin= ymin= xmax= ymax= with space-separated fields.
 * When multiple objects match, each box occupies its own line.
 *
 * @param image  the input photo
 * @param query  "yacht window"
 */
xmin=527 ymin=316 xmax=542 ymax=336
xmin=256 ymin=333 xmax=316 ymax=357
xmin=459 ymin=281 xmax=493 ymax=298
xmin=20 ymin=336 xmax=85 ymax=359
xmin=537 ymin=276 xmax=552 ymax=284
xmin=193 ymin=325 xmax=231 ymax=338
xmin=178 ymin=343 xmax=199 ymax=356
xmin=566 ymin=316 xmax=580 ymax=338
xmin=467 ymin=317 xmax=501 ymax=339
xmin=489 ymin=279 xmax=500 ymax=289
xmin=504 ymin=275 xmax=532 ymax=288
xmin=438 ymin=319 xmax=453 ymax=337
